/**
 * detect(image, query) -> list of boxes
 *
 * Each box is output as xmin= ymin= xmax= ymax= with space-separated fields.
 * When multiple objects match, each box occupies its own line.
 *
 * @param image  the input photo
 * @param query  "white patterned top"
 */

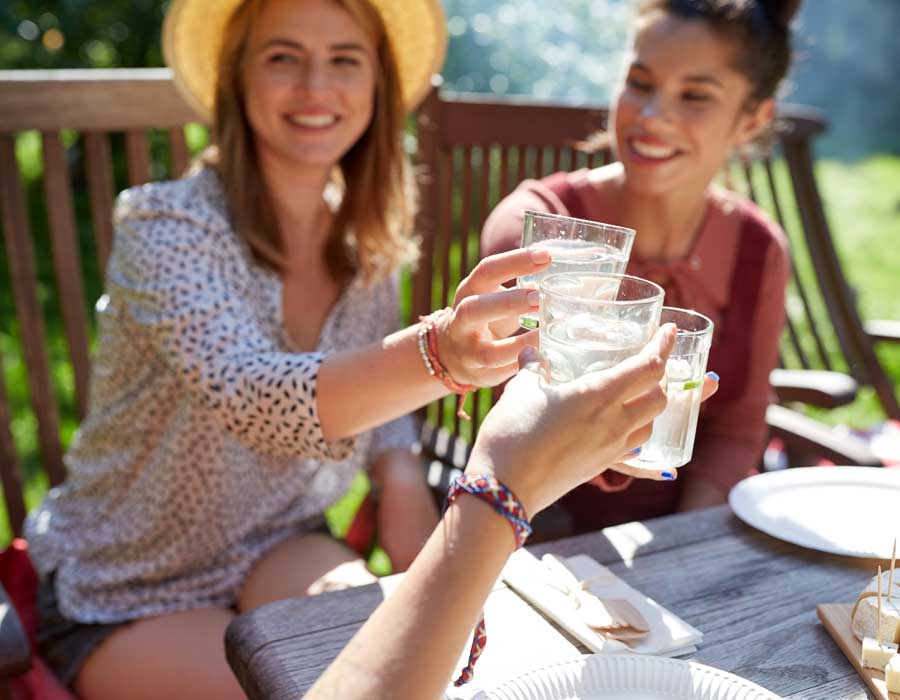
xmin=24 ymin=168 xmax=416 ymax=623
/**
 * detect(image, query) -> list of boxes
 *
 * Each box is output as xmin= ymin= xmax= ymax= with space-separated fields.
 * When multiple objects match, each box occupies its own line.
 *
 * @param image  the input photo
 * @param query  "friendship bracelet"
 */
xmin=417 ymin=309 xmax=476 ymax=420
xmin=445 ymin=474 xmax=533 ymax=686
xmin=446 ymin=474 xmax=532 ymax=548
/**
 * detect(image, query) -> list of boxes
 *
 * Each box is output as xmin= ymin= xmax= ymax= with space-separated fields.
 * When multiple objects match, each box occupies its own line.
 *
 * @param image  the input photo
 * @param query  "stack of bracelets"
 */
xmin=445 ymin=473 xmax=533 ymax=686
xmin=417 ymin=308 xmax=476 ymax=419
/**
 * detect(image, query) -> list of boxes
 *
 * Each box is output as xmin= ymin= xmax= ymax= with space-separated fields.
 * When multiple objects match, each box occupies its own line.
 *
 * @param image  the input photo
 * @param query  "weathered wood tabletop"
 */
xmin=225 ymin=505 xmax=878 ymax=699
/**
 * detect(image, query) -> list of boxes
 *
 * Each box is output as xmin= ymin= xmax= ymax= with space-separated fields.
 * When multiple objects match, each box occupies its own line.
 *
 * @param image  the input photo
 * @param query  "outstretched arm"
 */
xmin=307 ymin=327 xmax=676 ymax=700
xmin=317 ymin=248 xmax=551 ymax=440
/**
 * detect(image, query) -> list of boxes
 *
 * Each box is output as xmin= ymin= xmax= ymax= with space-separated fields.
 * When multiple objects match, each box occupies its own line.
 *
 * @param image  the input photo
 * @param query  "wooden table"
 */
xmin=224 ymin=505 xmax=877 ymax=699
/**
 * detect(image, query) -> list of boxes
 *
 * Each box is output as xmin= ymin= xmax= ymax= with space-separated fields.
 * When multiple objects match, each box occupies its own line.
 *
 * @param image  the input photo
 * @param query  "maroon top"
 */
xmin=481 ymin=169 xmax=791 ymax=530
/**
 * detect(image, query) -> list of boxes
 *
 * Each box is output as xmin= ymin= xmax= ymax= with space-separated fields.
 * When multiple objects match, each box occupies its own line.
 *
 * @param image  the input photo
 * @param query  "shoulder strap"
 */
xmin=706 ymin=206 xmax=777 ymax=405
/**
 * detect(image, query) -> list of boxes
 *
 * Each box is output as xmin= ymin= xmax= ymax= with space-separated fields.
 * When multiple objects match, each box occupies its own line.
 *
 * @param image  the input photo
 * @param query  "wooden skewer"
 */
xmin=877 ymin=565 xmax=883 ymax=645
xmin=889 ymin=538 xmax=897 ymax=602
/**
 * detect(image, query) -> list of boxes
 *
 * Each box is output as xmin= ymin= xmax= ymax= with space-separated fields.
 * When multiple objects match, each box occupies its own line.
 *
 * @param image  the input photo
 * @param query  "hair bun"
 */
xmin=760 ymin=0 xmax=802 ymax=29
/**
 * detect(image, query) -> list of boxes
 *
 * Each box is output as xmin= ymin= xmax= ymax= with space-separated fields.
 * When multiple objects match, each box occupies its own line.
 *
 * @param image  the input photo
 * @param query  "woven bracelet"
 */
xmin=417 ymin=309 xmax=475 ymax=420
xmin=445 ymin=474 xmax=533 ymax=686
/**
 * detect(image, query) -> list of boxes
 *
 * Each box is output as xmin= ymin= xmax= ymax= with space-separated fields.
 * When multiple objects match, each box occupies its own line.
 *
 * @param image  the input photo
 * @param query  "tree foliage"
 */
xmin=1 ymin=0 xmax=897 ymax=158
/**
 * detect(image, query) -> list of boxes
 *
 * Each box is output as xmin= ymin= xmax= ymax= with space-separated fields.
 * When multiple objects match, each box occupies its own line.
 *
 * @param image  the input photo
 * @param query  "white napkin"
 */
xmin=501 ymin=548 xmax=703 ymax=657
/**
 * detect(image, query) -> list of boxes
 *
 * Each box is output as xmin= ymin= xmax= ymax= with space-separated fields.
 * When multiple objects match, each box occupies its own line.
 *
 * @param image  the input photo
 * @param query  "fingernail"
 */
xmin=530 ymin=249 xmax=551 ymax=264
xmin=527 ymin=290 xmax=540 ymax=306
xmin=661 ymin=471 xmax=677 ymax=481
xmin=627 ymin=446 xmax=642 ymax=456
xmin=706 ymin=371 xmax=720 ymax=382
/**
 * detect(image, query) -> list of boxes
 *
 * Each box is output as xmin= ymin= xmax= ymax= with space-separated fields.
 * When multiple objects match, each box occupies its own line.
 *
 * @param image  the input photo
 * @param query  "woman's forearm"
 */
xmin=316 ymin=249 xmax=547 ymax=442
xmin=316 ymin=324 xmax=449 ymax=441
xmin=307 ymin=493 xmax=516 ymax=700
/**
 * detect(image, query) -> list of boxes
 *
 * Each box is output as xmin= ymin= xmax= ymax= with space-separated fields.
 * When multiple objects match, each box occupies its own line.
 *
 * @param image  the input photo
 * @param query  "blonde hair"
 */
xmin=202 ymin=0 xmax=418 ymax=283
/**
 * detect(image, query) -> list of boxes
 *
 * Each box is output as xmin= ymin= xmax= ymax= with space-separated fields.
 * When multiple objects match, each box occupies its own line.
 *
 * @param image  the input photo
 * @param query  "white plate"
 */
xmin=478 ymin=654 xmax=780 ymax=700
xmin=729 ymin=467 xmax=900 ymax=558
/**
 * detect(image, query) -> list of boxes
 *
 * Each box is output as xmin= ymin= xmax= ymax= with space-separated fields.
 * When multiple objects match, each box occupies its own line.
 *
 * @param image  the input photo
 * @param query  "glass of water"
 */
xmin=539 ymin=272 xmax=664 ymax=384
xmin=625 ymin=307 xmax=714 ymax=470
xmin=518 ymin=211 xmax=635 ymax=329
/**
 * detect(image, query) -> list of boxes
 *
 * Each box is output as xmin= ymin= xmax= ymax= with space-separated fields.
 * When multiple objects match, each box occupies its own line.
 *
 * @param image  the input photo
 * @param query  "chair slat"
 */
xmin=0 ymin=69 xmax=202 ymax=131
xmin=125 ymin=130 xmax=151 ymax=186
xmin=41 ymin=132 xmax=91 ymax=419
xmin=0 ymin=135 xmax=66 ymax=487
xmin=763 ymin=158 xmax=832 ymax=370
xmin=439 ymin=149 xmax=454 ymax=310
xmin=783 ymin=312 xmax=811 ymax=369
xmin=459 ymin=145 xmax=474 ymax=280
xmin=169 ymin=127 xmax=190 ymax=178
xmin=535 ymin=146 xmax=545 ymax=177
xmin=474 ymin=145 xmax=487 ymax=232
xmin=516 ymin=145 xmax=528 ymax=186
xmin=84 ymin=132 xmax=116 ymax=276
xmin=412 ymin=91 xmax=440 ymax=322
xmin=0 ymin=363 xmax=27 ymax=538
xmin=740 ymin=158 xmax=758 ymax=203
xmin=498 ymin=144 xmax=511 ymax=200
xmin=453 ymin=147 xmax=475 ymax=437
xmin=437 ymin=148 xmax=455 ymax=429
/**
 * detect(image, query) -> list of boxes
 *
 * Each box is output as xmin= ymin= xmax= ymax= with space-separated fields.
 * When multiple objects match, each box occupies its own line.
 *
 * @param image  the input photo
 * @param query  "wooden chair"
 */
xmin=0 ymin=68 xmax=201 ymax=694
xmin=410 ymin=88 xmax=900 ymax=470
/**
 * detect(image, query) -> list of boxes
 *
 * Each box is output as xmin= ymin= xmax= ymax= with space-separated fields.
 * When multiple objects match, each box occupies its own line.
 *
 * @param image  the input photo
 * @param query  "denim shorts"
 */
xmin=36 ymin=517 xmax=332 ymax=686
xmin=36 ymin=574 xmax=129 ymax=687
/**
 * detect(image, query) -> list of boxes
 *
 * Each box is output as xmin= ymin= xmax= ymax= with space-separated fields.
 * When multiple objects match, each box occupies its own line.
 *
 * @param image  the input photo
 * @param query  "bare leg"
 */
xmin=75 ymin=608 xmax=244 ymax=700
xmin=371 ymin=449 xmax=440 ymax=572
xmin=237 ymin=532 xmax=374 ymax=612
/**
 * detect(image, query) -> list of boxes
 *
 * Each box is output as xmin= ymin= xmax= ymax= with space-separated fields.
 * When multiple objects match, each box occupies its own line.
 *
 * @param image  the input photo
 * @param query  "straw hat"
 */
xmin=163 ymin=0 xmax=447 ymax=120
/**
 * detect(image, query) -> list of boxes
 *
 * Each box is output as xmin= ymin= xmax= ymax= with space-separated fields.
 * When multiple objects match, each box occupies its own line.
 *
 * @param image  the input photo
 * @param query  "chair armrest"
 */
xmin=770 ymin=368 xmax=858 ymax=408
xmin=865 ymin=319 xmax=900 ymax=344
xmin=766 ymin=404 xmax=881 ymax=466
xmin=0 ymin=581 xmax=31 ymax=679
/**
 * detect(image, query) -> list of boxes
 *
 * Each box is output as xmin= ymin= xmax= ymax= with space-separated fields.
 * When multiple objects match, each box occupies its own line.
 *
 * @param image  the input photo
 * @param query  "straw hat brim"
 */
xmin=163 ymin=0 xmax=447 ymax=120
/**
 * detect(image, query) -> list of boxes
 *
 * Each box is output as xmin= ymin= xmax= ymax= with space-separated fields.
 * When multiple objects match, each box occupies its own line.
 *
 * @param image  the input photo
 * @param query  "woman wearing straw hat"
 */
xmin=22 ymin=0 xmax=562 ymax=697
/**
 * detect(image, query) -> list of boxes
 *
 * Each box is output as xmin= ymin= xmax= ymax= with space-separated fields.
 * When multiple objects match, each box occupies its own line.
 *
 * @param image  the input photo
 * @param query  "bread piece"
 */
xmin=851 ymin=570 xmax=900 ymax=644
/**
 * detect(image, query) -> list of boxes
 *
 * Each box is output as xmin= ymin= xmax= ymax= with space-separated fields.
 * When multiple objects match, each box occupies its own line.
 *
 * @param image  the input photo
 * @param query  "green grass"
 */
xmin=3 ymin=150 xmax=900 ymax=551
xmin=787 ymin=157 xmax=900 ymax=428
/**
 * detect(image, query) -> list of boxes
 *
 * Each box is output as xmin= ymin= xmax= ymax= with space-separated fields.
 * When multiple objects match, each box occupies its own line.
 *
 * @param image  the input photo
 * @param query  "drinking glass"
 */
xmin=538 ymin=272 xmax=664 ymax=384
xmin=625 ymin=307 xmax=714 ymax=470
xmin=517 ymin=211 xmax=635 ymax=329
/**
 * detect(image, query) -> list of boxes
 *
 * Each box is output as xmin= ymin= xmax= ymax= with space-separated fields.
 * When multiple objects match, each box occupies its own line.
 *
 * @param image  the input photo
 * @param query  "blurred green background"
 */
xmin=1 ymin=1 xmax=899 ymax=550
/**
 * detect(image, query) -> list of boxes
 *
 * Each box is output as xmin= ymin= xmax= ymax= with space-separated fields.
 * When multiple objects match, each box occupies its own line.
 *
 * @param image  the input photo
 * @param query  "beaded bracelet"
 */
xmin=445 ymin=474 xmax=533 ymax=686
xmin=417 ymin=308 xmax=476 ymax=420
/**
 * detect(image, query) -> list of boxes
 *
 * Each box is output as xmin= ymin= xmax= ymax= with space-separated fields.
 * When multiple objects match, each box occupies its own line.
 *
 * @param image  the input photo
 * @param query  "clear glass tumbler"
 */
xmin=625 ymin=307 xmax=714 ymax=469
xmin=538 ymin=272 xmax=664 ymax=384
xmin=518 ymin=211 xmax=635 ymax=329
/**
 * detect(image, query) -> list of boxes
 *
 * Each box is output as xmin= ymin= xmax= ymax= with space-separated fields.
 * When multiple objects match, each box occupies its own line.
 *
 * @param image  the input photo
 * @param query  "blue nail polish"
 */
xmin=661 ymin=471 xmax=676 ymax=481
xmin=706 ymin=371 xmax=720 ymax=382
xmin=627 ymin=446 xmax=642 ymax=455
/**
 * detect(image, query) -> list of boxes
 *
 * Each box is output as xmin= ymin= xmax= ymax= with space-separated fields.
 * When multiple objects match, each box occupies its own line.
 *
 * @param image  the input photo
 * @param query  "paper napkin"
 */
xmin=501 ymin=548 xmax=703 ymax=657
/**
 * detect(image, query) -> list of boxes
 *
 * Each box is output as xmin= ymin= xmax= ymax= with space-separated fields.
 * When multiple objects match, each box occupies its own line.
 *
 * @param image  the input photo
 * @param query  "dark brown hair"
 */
xmin=637 ymin=0 xmax=802 ymax=107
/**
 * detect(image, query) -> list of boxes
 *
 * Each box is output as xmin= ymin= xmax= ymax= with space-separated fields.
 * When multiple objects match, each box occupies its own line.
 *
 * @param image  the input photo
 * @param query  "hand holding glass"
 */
xmin=538 ymin=272 xmax=664 ymax=384
xmin=625 ymin=307 xmax=714 ymax=470
xmin=517 ymin=211 xmax=635 ymax=329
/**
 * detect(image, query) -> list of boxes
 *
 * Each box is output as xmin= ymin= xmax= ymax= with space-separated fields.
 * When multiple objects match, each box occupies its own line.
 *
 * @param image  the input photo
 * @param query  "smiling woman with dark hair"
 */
xmin=483 ymin=0 xmax=800 ymax=531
